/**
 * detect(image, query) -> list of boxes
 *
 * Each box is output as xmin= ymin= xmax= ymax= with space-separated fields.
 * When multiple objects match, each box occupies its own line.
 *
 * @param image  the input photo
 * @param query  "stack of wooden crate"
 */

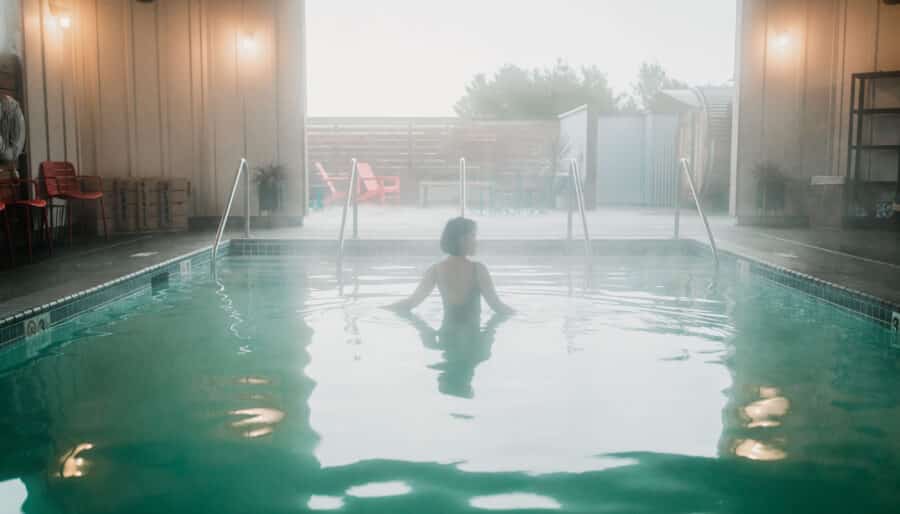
xmin=160 ymin=178 xmax=190 ymax=231
xmin=114 ymin=178 xmax=140 ymax=233
xmin=138 ymin=179 xmax=160 ymax=231
xmin=69 ymin=177 xmax=190 ymax=235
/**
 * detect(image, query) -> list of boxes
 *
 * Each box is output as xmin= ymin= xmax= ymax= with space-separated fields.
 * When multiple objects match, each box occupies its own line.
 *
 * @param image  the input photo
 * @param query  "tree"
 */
xmin=454 ymin=60 xmax=620 ymax=120
xmin=631 ymin=61 xmax=688 ymax=112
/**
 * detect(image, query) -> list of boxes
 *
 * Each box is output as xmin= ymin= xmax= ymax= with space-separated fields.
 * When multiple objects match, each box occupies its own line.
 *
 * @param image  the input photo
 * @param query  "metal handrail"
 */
xmin=566 ymin=159 xmax=591 ymax=257
xmin=212 ymin=158 xmax=250 ymax=265
xmin=459 ymin=157 xmax=467 ymax=217
xmin=675 ymin=158 xmax=719 ymax=270
xmin=337 ymin=158 xmax=359 ymax=272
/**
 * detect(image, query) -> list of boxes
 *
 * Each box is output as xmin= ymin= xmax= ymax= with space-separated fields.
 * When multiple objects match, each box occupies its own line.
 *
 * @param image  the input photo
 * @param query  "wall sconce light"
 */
xmin=49 ymin=0 xmax=73 ymax=29
xmin=239 ymin=32 xmax=257 ymax=56
xmin=772 ymin=31 xmax=791 ymax=52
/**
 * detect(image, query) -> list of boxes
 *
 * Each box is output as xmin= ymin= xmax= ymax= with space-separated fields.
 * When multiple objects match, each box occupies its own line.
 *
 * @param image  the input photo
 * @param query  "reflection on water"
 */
xmin=307 ymin=495 xmax=344 ymax=510
xmin=229 ymin=407 xmax=285 ymax=438
xmin=398 ymin=311 xmax=508 ymax=399
xmin=733 ymin=438 xmax=787 ymax=461
xmin=57 ymin=443 xmax=94 ymax=479
xmin=345 ymin=480 xmax=412 ymax=498
xmin=0 ymin=479 xmax=26 ymax=514
xmin=236 ymin=376 xmax=270 ymax=385
xmin=469 ymin=492 xmax=562 ymax=510
xmin=0 ymin=256 xmax=898 ymax=513
xmin=742 ymin=387 xmax=790 ymax=429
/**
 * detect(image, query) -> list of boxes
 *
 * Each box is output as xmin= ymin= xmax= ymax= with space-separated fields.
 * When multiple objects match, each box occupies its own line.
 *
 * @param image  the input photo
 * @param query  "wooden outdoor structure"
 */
xmin=660 ymin=87 xmax=735 ymax=210
xmin=308 ymin=118 xmax=558 ymax=204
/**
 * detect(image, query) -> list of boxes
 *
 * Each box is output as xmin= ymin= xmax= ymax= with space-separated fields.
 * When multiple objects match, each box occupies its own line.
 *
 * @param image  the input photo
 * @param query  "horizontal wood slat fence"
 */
xmin=308 ymin=118 xmax=559 ymax=203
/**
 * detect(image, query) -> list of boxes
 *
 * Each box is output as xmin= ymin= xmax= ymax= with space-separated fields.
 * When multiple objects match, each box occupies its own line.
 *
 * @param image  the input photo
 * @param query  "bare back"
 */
xmin=435 ymin=258 xmax=479 ymax=306
xmin=388 ymin=257 xmax=513 ymax=316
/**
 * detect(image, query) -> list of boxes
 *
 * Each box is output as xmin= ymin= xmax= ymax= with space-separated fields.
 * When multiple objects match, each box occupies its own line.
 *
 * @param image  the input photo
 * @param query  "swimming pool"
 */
xmin=1 ymin=250 xmax=899 ymax=513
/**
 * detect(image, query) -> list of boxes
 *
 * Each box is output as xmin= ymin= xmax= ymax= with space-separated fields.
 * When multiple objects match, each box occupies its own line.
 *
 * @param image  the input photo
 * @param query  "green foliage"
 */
xmin=752 ymin=161 xmax=786 ymax=183
xmin=631 ymin=61 xmax=689 ymax=112
xmin=253 ymin=163 xmax=286 ymax=186
xmin=454 ymin=59 xmax=690 ymax=118
xmin=454 ymin=60 xmax=621 ymax=119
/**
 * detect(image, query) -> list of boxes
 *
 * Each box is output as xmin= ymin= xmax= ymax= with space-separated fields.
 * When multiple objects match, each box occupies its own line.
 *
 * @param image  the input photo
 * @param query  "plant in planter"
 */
xmin=254 ymin=163 xmax=286 ymax=214
xmin=753 ymin=161 xmax=787 ymax=213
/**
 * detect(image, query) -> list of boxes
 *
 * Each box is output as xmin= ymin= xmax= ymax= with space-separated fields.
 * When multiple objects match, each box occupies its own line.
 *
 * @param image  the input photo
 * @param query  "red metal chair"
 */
xmin=0 ymin=179 xmax=52 ymax=263
xmin=0 ymin=201 xmax=12 ymax=265
xmin=39 ymin=161 xmax=108 ymax=243
xmin=356 ymin=162 xmax=400 ymax=203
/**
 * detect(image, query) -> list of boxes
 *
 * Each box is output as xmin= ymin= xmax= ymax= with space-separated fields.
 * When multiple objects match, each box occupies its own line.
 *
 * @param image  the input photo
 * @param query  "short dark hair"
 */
xmin=440 ymin=217 xmax=476 ymax=256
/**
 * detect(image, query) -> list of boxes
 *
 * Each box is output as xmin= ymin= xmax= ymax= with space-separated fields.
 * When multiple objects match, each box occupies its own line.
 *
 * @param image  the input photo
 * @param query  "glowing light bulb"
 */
xmin=773 ymin=32 xmax=790 ymax=51
xmin=240 ymin=34 xmax=257 ymax=55
xmin=59 ymin=15 xmax=71 ymax=29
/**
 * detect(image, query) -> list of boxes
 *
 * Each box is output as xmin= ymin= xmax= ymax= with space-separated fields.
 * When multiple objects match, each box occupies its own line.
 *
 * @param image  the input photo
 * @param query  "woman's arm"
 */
xmin=476 ymin=263 xmax=515 ymax=315
xmin=385 ymin=265 xmax=437 ymax=311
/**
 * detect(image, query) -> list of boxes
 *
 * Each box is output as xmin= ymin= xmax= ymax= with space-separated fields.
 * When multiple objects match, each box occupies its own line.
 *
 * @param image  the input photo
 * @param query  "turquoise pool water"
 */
xmin=0 ymin=255 xmax=898 ymax=513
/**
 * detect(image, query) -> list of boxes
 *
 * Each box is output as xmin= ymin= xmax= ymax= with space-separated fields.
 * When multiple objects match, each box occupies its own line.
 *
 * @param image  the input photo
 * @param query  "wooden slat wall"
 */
xmin=733 ymin=0 xmax=900 ymax=219
xmin=308 ymin=118 xmax=558 ymax=203
xmin=21 ymin=0 xmax=307 ymax=219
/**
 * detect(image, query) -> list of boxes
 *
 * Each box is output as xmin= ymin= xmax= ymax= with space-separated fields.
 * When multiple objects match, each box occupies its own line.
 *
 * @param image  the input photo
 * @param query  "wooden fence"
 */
xmin=308 ymin=118 xmax=558 ymax=203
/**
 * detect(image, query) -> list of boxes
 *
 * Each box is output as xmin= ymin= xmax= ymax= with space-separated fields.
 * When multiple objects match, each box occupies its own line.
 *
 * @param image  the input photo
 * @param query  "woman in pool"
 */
xmin=387 ymin=217 xmax=514 ymax=321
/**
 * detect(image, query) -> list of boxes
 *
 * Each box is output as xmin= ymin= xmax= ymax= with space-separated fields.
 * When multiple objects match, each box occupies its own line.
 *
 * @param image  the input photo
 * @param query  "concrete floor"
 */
xmin=281 ymin=205 xmax=700 ymax=239
xmin=1 ymin=206 xmax=899 ymax=318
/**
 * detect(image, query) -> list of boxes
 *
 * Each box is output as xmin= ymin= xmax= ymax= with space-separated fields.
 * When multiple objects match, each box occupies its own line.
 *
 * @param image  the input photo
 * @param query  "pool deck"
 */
xmin=1 ymin=206 xmax=899 ymax=320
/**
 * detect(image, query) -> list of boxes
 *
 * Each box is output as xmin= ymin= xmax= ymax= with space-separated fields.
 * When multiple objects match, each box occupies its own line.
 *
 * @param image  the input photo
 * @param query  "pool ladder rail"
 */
xmin=674 ymin=157 xmax=720 ymax=271
xmin=336 ymin=156 xmax=468 ymax=271
xmin=212 ymin=157 xmax=251 ymax=272
xmin=566 ymin=158 xmax=592 ymax=258
xmin=337 ymin=158 xmax=360 ymax=278
xmin=459 ymin=157 xmax=467 ymax=217
xmin=337 ymin=156 xmax=593 ymax=259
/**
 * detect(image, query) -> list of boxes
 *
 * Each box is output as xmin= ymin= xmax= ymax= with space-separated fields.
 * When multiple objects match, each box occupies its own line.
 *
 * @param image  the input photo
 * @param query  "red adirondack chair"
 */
xmin=314 ymin=162 xmax=349 ymax=206
xmin=40 ymin=161 xmax=108 ymax=243
xmin=0 ymin=179 xmax=52 ymax=262
xmin=356 ymin=162 xmax=400 ymax=203
xmin=0 ymin=201 xmax=12 ymax=265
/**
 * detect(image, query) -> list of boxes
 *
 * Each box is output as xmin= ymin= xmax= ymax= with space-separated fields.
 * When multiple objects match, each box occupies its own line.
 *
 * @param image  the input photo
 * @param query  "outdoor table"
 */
xmin=492 ymin=172 xmax=550 ymax=212
xmin=419 ymin=180 xmax=494 ymax=211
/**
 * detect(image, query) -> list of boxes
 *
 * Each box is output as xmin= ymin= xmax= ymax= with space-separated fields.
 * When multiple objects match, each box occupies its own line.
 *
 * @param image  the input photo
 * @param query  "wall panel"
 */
xmin=799 ymin=0 xmax=838 ymax=179
xmin=162 ymin=0 xmax=194 ymax=182
xmin=95 ymin=0 xmax=131 ymax=177
xmin=75 ymin=0 xmax=100 ymax=174
xmin=876 ymin=2 xmax=900 ymax=71
xmin=23 ymin=0 xmax=307 ymax=220
xmin=275 ymin=0 xmax=306 ymax=218
xmin=22 ymin=0 xmax=48 ymax=173
xmin=130 ymin=0 xmax=163 ymax=178
xmin=733 ymin=0 xmax=768 ymax=217
xmin=733 ymin=0 xmax=900 ymax=221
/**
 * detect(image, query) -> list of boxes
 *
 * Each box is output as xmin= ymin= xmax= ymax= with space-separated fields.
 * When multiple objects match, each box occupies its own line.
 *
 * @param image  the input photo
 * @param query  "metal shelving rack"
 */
xmin=847 ymin=70 xmax=900 ymax=218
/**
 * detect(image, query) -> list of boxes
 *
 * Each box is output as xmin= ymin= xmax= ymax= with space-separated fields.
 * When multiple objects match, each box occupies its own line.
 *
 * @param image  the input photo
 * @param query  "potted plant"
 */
xmin=753 ymin=161 xmax=786 ymax=214
xmin=254 ymin=163 xmax=285 ymax=214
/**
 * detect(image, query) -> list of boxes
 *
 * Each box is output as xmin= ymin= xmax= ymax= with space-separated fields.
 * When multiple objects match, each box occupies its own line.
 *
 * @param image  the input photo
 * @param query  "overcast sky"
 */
xmin=306 ymin=1 xmax=736 ymax=117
